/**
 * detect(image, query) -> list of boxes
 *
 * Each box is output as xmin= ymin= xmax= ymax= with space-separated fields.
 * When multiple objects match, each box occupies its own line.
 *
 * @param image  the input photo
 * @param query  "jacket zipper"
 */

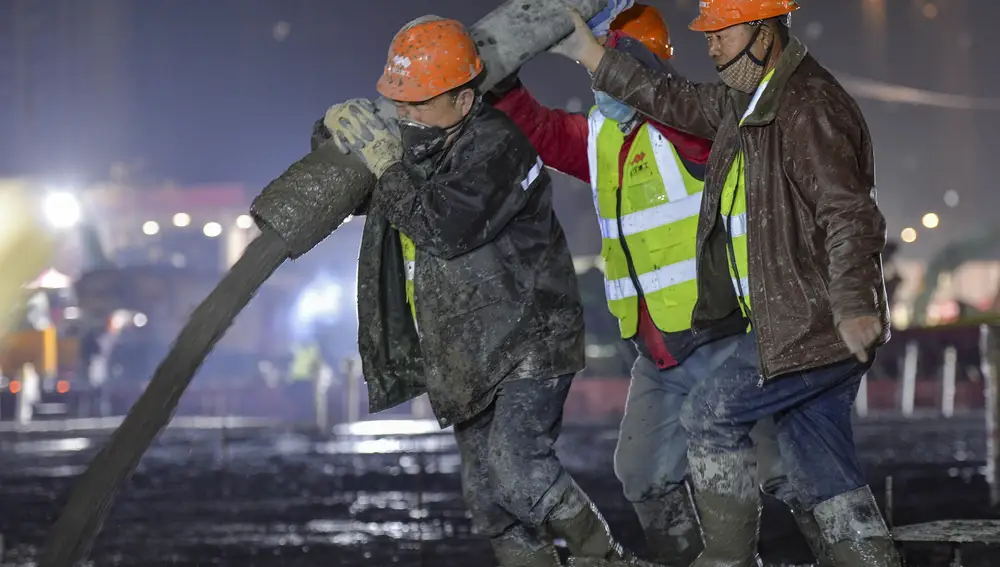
xmin=736 ymin=128 xmax=768 ymax=384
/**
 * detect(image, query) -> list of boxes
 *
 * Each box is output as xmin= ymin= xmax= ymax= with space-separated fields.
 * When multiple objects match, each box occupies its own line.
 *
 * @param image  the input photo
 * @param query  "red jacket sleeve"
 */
xmin=494 ymin=84 xmax=591 ymax=183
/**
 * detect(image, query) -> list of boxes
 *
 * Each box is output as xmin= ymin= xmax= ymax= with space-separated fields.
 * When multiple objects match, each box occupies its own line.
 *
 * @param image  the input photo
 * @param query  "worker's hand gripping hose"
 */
xmin=38 ymin=2 xmax=605 ymax=566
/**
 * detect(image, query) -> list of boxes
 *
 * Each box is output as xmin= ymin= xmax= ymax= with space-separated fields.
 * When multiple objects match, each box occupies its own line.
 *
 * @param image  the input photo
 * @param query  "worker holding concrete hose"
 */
xmin=552 ymin=1 xmax=898 ymax=566
xmin=312 ymin=16 xmax=658 ymax=567
xmin=488 ymin=3 xmax=836 ymax=565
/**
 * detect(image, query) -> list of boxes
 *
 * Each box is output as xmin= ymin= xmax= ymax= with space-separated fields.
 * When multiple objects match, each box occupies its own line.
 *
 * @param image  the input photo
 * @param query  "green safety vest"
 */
xmin=289 ymin=345 xmax=320 ymax=381
xmin=400 ymin=232 xmax=417 ymax=320
xmin=720 ymin=152 xmax=750 ymax=314
xmin=587 ymin=107 xmax=704 ymax=338
xmin=719 ymin=69 xmax=775 ymax=317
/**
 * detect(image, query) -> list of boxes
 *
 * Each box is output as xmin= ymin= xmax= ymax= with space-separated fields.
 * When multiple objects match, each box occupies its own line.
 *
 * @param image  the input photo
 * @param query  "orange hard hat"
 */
xmin=611 ymin=4 xmax=674 ymax=60
xmin=689 ymin=0 xmax=799 ymax=33
xmin=376 ymin=17 xmax=485 ymax=103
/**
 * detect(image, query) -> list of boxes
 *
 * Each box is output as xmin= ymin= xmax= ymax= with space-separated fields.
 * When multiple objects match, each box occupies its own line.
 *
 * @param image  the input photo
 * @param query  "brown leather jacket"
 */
xmin=592 ymin=38 xmax=890 ymax=380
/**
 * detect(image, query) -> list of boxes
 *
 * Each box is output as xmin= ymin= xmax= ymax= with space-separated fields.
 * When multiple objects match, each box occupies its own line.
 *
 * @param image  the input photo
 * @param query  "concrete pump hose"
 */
xmin=470 ymin=0 xmax=605 ymax=94
xmin=36 ymin=227 xmax=289 ymax=567
xmin=38 ymin=1 xmax=605 ymax=565
xmin=35 ymin=140 xmax=369 ymax=567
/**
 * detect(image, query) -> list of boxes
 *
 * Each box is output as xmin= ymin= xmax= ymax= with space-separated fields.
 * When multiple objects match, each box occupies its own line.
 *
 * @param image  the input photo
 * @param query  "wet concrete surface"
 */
xmin=0 ymin=415 xmax=998 ymax=566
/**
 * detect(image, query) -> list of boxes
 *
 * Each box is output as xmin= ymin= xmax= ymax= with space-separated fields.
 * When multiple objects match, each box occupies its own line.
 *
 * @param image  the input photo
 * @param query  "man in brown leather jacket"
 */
xmin=552 ymin=1 xmax=898 ymax=566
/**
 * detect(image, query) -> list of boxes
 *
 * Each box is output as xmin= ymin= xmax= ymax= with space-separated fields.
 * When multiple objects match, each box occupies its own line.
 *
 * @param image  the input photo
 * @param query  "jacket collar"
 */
xmin=740 ymin=36 xmax=809 ymax=127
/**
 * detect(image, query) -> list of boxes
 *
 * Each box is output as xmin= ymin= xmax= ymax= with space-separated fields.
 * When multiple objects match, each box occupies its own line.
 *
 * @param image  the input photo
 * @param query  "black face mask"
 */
xmin=398 ymin=120 xmax=459 ymax=163
xmin=398 ymin=95 xmax=482 ymax=165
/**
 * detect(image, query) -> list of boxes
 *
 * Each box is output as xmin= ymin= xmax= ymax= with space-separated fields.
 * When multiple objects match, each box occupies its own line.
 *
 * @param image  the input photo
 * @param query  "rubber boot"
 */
xmin=492 ymin=529 xmax=562 ymax=567
xmin=545 ymin=488 xmax=663 ymax=567
xmin=813 ymin=486 xmax=903 ymax=567
xmin=632 ymin=484 xmax=703 ymax=566
xmin=790 ymin=508 xmax=837 ymax=567
xmin=690 ymin=492 xmax=762 ymax=567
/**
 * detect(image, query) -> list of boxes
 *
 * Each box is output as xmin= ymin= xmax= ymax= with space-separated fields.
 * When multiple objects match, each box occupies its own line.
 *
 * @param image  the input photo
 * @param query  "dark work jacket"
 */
xmin=312 ymin=104 xmax=586 ymax=427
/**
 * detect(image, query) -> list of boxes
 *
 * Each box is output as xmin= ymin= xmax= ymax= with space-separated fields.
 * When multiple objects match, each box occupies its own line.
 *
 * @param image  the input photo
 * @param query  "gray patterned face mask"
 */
xmin=716 ymin=24 xmax=774 ymax=94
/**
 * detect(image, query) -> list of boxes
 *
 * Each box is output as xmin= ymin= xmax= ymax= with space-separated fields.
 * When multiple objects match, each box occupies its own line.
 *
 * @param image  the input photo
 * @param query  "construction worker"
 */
xmin=553 ymin=1 xmax=898 ymax=566
xmin=312 ymin=16 xmax=657 ymax=567
xmin=490 ymin=3 xmax=835 ymax=566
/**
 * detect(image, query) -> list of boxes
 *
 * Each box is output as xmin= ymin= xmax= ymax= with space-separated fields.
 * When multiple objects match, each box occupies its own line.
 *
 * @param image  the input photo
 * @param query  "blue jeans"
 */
xmin=614 ymin=339 xmax=793 ymax=505
xmin=680 ymin=331 xmax=868 ymax=510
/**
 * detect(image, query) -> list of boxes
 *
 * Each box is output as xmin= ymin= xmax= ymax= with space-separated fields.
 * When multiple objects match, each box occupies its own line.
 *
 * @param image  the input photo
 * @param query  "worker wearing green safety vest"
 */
xmin=589 ymin=107 xmax=704 ymax=341
xmin=490 ymin=5 xmax=818 ymax=564
xmin=556 ymin=0 xmax=896 ymax=562
xmin=309 ymin=14 xmax=656 ymax=566
xmin=288 ymin=342 xmax=321 ymax=382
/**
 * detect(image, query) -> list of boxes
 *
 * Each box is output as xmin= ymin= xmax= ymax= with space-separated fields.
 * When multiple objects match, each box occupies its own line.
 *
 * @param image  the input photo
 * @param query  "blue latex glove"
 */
xmin=587 ymin=0 xmax=635 ymax=37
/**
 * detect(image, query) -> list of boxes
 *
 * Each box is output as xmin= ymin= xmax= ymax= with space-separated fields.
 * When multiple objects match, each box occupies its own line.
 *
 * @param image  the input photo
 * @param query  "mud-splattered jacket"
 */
xmin=312 ymin=104 xmax=585 ymax=427
xmin=591 ymin=38 xmax=889 ymax=380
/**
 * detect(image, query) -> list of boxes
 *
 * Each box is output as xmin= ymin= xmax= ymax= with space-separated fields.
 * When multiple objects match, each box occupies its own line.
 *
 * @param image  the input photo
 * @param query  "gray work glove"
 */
xmin=323 ymin=98 xmax=402 ymax=178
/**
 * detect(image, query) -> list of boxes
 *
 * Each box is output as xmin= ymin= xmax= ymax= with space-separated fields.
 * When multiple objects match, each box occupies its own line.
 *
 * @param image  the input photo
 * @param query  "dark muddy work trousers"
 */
xmin=615 ymin=344 xmax=794 ymax=505
xmin=454 ymin=374 xmax=576 ymax=539
xmin=680 ymin=331 xmax=869 ymax=510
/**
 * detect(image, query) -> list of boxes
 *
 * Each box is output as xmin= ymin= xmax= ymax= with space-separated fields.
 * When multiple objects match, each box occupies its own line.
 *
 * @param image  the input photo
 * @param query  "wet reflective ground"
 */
xmin=0 ymin=415 xmax=998 ymax=566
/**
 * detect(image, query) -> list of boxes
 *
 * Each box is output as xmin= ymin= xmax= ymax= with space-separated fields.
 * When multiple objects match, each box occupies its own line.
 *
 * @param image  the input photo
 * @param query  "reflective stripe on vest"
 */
xmin=587 ymin=108 xmax=703 ymax=338
xmin=400 ymin=232 xmax=417 ymax=321
xmin=720 ymin=69 xmax=776 ymax=315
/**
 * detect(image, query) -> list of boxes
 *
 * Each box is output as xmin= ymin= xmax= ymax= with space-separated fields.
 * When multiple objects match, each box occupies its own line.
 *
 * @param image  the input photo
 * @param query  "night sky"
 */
xmin=1 ymin=0 xmax=998 ymax=260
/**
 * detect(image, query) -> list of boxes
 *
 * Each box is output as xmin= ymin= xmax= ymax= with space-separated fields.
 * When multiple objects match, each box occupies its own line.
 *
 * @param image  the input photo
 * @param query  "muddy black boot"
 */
xmin=690 ymin=492 xmax=762 ymax=567
xmin=789 ymin=507 xmax=837 ymax=567
xmin=546 ymin=488 xmax=663 ymax=567
xmin=632 ymin=484 xmax=703 ymax=566
xmin=813 ymin=486 xmax=902 ymax=567
xmin=491 ymin=529 xmax=562 ymax=567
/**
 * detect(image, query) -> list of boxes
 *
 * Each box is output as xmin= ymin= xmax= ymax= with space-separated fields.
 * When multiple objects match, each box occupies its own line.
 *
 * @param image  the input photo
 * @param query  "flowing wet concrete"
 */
xmin=0 ymin=416 xmax=997 ymax=566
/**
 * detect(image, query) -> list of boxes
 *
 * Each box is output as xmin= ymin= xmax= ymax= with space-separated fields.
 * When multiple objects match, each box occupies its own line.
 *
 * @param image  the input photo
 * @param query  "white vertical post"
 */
xmin=979 ymin=325 xmax=1000 ymax=506
xmin=16 ymin=363 xmax=40 ymax=425
xmin=314 ymin=363 xmax=332 ymax=433
xmin=942 ymin=345 xmax=958 ymax=418
xmin=345 ymin=357 xmax=361 ymax=424
xmin=855 ymin=373 xmax=869 ymax=418
xmin=884 ymin=475 xmax=894 ymax=529
xmin=901 ymin=341 xmax=918 ymax=417
xmin=980 ymin=324 xmax=1000 ymax=506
